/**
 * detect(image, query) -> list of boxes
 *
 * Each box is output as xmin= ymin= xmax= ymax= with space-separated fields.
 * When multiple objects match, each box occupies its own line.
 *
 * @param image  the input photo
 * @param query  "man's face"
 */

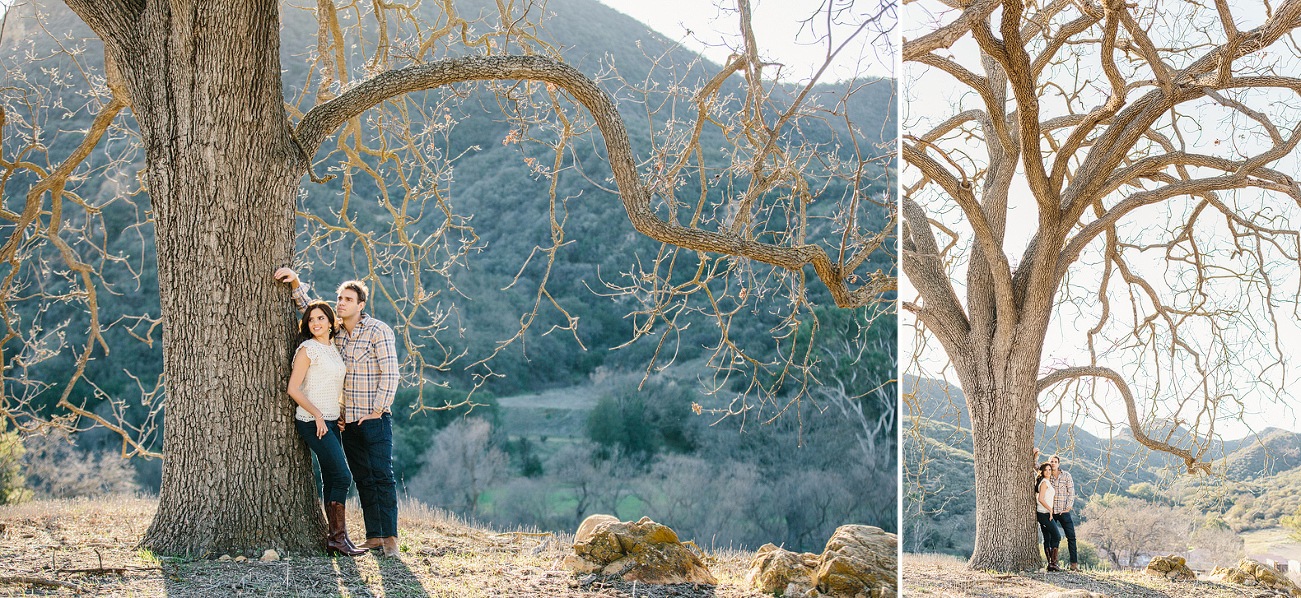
xmin=335 ymin=288 xmax=363 ymax=319
xmin=1050 ymin=456 xmax=1061 ymax=471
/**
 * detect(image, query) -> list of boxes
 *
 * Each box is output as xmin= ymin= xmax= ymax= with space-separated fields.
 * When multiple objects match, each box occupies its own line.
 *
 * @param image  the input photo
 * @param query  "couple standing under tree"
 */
xmin=1033 ymin=451 xmax=1079 ymax=572
xmin=275 ymin=268 xmax=401 ymax=557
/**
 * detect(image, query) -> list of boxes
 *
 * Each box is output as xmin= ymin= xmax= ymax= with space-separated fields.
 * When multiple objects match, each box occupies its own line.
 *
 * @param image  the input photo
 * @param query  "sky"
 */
xmin=899 ymin=2 xmax=1301 ymax=442
xmin=595 ymin=0 xmax=894 ymax=83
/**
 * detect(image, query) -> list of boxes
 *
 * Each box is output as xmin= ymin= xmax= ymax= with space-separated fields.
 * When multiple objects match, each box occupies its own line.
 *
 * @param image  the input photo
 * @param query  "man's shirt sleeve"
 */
xmin=373 ymin=323 xmax=399 ymax=413
xmin=291 ymin=283 xmax=312 ymax=314
xmin=1065 ymin=471 xmax=1075 ymax=507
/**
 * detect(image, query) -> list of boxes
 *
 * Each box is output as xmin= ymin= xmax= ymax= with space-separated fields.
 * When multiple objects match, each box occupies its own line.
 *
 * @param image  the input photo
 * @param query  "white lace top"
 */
xmin=1037 ymin=478 xmax=1055 ymax=514
xmin=295 ymin=339 xmax=346 ymax=422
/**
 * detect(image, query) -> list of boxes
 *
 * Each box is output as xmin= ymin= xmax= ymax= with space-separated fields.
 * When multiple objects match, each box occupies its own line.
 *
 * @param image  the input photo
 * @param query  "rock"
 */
xmin=575 ymin=514 xmax=619 ymax=544
xmin=217 ymin=554 xmax=232 ymax=561
xmin=1144 ymin=555 xmax=1193 ymax=580
xmin=234 ymin=556 xmax=247 ymax=563
xmin=1043 ymin=591 xmax=1108 ymax=598
xmin=565 ymin=516 xmax=717 ymax=585
xmin=814 ymin=525 xmax=897 ymax=598
xmin=1211 ymin=560 xmax=1301 ymax=597
xmin=260 ymin=549 xmax=279 ymax=562
xmin=746 ymin=543 xmax=818 ymax=595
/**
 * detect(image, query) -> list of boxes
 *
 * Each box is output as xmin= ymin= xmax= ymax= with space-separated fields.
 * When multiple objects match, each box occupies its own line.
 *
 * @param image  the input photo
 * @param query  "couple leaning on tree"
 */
xmin=1033 ymin=451 xmax=1079 ymax=572
xmin=274 ymin=267 xmax=401 ymax=557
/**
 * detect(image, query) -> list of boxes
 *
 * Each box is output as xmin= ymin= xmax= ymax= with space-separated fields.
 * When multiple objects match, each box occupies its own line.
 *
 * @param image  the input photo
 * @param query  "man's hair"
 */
xmin=337 ymin=280 xmax=369 ymax=304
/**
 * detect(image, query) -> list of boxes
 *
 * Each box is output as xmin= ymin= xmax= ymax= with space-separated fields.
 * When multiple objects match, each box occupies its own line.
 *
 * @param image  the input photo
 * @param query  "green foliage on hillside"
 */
xmin=0 ymin=420 xmax=27 ymax=505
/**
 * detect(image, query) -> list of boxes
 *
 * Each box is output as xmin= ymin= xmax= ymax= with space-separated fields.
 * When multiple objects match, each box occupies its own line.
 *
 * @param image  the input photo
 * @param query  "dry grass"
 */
xmin=902 ymin=553 xmax=1261 ymax=598
xmin=0 ymin=496 xmax=769 ymax=597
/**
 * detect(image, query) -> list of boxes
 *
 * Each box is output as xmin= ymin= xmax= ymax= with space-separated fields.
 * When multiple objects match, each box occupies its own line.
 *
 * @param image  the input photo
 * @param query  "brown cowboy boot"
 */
xmin=382 ymin=536 xmax=400 ymax=557
xmin=1046 ymin=547 xmax=1062 ymax=572
xmin=326 ymin=502 xmax=366 ymax=556
xmin=1069 ymin=561 xmax=1080 ymax=571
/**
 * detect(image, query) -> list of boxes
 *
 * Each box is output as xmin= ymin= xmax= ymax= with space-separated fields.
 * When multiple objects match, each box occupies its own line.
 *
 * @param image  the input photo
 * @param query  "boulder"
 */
xmin=260 ymin=549 xmax=279 ymax=562
xmin=746 ymin=543 xmax=818 ymax=595
xmin=1144 ymin=555 xmax=1194 ymax=580
xmin=575 ymin=514 xmax=620 ymax=544
xmin=814 ymin=525 xmax=897 ymax=598
xmin=1210 ymin=559 xmax=1301 ymax=596
xmin=564 ymin=516 xmax=717 ymax=585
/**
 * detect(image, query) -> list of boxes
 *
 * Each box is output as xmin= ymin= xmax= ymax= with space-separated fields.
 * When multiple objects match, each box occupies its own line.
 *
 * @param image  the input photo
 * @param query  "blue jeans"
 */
xmin=1053 ymin=511 xmax=1078 ymax=564
xmin=294 ymin=418 xmax=352 ymax=504
xmin=1036 ymin=511 xmax=1060 ymax=552
xmin=342 ymin=413 xmax=397 ymax=538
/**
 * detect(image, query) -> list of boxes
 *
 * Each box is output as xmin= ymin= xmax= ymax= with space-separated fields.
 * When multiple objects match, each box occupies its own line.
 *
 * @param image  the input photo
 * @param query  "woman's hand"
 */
xmin=315 ymin=416 xmax=328 ymax=438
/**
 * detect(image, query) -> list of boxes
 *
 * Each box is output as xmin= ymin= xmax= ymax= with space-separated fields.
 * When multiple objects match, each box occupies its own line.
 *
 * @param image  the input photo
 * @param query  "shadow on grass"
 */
xmin=374 ymin=553 xmax=431 ymax=598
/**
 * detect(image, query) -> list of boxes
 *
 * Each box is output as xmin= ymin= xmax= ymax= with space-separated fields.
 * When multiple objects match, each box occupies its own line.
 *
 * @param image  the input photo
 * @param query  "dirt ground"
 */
xmin=0 ymin=497 xmax=770 ymax=598
xmin=903 ymin=553 xmax=1266 ymax=598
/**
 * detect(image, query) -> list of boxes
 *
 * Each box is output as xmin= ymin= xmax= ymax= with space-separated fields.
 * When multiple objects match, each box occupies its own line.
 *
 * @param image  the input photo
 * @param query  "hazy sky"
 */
xmin=595 ymin=0 xmax=894 ymax=82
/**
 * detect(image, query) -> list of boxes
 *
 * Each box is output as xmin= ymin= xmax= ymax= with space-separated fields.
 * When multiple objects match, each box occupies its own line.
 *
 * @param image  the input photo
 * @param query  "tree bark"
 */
xmin=63 ymin=0 xmax=323 ymax=555
xmin=960 ymin=381 xmax=1041 ymax=570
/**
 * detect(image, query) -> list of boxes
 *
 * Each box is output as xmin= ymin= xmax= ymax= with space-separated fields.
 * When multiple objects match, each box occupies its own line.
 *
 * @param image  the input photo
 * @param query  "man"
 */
xmin=276 ymin=267 xmax=400 ymax=557
xmin=1048 ymin=454 xmax=1079 ymax=571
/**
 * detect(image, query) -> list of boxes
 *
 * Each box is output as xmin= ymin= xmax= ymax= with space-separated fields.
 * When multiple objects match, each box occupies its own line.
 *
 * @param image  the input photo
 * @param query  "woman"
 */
xmin=287 ymin=301 xmax=365 ymax=556
xmin=1036 ymin=461 xmax=1062 ymax=571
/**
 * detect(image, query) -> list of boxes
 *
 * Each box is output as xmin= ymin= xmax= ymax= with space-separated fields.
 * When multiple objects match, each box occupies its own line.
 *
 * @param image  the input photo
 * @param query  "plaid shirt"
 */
xmin=1051 ymin=469 xmax=1074 ymax=513
xmin=293 ymin=284 xmax=399 ymax=423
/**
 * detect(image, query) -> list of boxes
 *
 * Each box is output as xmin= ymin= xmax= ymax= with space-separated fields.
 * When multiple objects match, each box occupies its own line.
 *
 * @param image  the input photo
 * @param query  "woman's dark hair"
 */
xmin=1035 ymin=461 xmax=1053 ymax=494
xmin=297 ymin=301 xmax=338 ymax=345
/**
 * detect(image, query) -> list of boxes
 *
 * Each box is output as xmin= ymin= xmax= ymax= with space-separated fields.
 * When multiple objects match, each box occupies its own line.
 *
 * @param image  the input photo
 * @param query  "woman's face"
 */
xmin=307 ymin=307 xmax=332 ymax=339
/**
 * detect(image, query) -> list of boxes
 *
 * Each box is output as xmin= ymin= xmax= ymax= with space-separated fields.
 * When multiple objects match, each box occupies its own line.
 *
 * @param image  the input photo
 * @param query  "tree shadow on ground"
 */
xmin=950 ymin=571 xmax=1240 ymax=598
xmin=577 ymin=574 xmax=720 ymax=598
xmin=372 ymin=553 xmax=432 ymax=597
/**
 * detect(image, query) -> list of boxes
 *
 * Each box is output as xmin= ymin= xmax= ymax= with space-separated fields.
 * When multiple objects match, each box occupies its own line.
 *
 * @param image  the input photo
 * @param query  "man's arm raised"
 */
xmin=274 ymin=267 xmax=313 ymax=314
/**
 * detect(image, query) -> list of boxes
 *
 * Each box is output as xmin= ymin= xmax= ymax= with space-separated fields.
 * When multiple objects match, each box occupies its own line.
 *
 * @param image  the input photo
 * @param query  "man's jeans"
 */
xmin=342 ymin=413 xmax=398 ymax=538
xmin=294 ymin=419 xmax=352 ymax=504
xmin=1053 ymin=511 xmax=1078 ymax=564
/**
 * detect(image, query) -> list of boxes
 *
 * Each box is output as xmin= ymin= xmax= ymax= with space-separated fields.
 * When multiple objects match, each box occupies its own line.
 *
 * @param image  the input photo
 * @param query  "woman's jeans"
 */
xmin=294 ymin=418 xmax=352 ymax=504
xmin=1037 ymin=511 xmax=1061 ymax=552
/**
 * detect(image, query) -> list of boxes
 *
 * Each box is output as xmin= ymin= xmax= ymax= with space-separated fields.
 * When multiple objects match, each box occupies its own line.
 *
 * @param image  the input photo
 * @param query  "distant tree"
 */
xmin=1079 ymin=494 xmax=1189 ymax=568
xmin=408 ymin=418 xmax=508 ymax=516
xmin=1190 ymin=518 xmax=1243 ymax=566
xmin=1128 ymin=483 xmax=1163 ymax=505
xmin=21 ymin=432 xmax=139 ymax=499
xmin=586 ymin=379 xmax=696 ymax=458
xmin=547 ymin=442 xmax=603 ymax=527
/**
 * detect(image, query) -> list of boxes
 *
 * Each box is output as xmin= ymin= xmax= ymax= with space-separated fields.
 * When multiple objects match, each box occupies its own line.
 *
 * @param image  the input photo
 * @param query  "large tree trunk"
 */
xmin=70 ymin=0 xmax=323 ymax=555
xmin=962 ymin=382 xmax=1041 ymax=570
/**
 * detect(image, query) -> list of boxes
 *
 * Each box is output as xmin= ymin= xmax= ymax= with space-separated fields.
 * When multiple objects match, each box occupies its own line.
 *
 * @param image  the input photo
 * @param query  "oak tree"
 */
xmin=903 ymin=0 xmax=1301 ymax=570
